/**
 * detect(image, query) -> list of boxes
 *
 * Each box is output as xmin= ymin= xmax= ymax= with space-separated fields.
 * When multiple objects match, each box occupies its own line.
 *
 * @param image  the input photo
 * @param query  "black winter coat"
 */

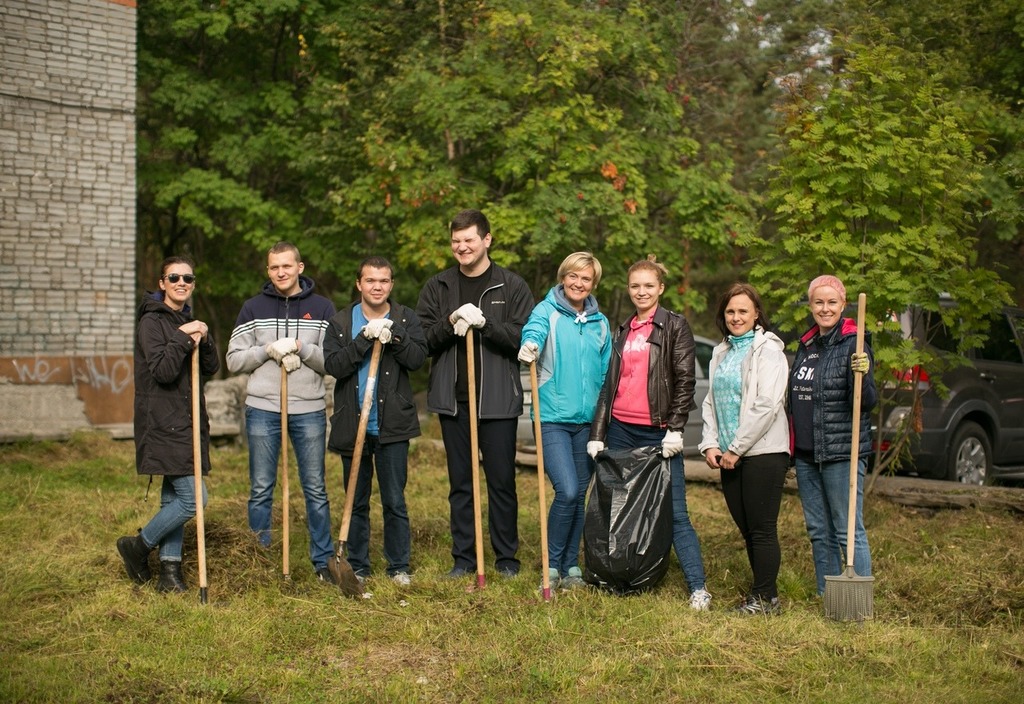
xmin=133 ymin=294 xmax=219 ymax=476
xmin=324 ymin=301 xmax=428 ymax=455
xmin=591 ymin=305 xmax=697 ymax=440
xmin=789 ymin=319 xmax=878 ymax=462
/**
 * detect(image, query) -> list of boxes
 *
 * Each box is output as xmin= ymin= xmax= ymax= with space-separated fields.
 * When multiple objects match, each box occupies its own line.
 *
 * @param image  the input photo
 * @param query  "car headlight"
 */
xmin=884 ymin=407 xmax=912 ymax=430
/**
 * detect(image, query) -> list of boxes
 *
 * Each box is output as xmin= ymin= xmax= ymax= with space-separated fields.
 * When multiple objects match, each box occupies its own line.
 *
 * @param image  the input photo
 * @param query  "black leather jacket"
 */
xmin=590 ymin=306 xmax=697 ymax=440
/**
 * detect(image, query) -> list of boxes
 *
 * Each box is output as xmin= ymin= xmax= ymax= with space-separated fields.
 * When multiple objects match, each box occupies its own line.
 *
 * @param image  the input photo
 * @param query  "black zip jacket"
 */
xmin=416 ymin=263 xmax=533 ymax=419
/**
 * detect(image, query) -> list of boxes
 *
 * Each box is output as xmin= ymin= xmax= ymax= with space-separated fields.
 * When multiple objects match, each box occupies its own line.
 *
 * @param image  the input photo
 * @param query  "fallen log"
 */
xmin=683 ymin=460 xmax=1024 ymax=514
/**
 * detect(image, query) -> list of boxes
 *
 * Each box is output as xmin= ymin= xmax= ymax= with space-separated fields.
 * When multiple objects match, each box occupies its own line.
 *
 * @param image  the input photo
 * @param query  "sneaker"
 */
xmin=497 ymin=564 xmax=520 ymax=579
xmin=689 ymin=588 xmax=712 ymax=611
xmin=445 ymin=566 xmax=472 ymax=579
xmin=391 ymin=572 xmax=412 ymax=586
xmin=735 ymin=595 xmax=780 ymax=615
xmin=560 ymin=567 xmax=586 ymax=590
xmin=538 ymin=567 xmax=560 ymax=591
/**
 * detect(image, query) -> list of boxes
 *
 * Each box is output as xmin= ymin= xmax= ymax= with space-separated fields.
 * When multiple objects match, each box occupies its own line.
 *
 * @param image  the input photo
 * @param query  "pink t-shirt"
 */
xmin=611 ymin=313 xmax=654 ymax=426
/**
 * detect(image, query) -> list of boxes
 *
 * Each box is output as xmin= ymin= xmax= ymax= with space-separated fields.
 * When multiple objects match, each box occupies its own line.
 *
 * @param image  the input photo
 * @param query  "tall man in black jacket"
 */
xmin=416 ymin=209 xmax=534 ymax=578
xmin=324 ymin=256 xmax=427 ymax=585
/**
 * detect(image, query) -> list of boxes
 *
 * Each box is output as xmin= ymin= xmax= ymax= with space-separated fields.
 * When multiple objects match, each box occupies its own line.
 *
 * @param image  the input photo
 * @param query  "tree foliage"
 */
xmin=745 ymin=33 xmax=1013 ymax=472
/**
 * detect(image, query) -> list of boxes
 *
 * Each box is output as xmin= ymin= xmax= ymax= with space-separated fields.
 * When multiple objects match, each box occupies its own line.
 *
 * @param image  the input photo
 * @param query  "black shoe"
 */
xmin=156 ymin=561 xmax=188 ymax=593
xmin=445 ymin=566 xmax=472 ymax=579
xmin=316 ymin=566 xmax=337 ymax=585
xmin=496 ymin=564 xmax=520 ymax=579
xmin=116 ymin=533 xmax=152 ymax=584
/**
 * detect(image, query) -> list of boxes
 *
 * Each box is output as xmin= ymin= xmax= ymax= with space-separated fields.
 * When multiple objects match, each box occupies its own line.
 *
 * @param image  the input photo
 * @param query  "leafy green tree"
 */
xmin=137 ymin=0 xmax=342 ymax=342
xmin=306 ymin=0 xmax=756 ymax=322
xmin=745 ymin=33 xmax=1013 ymax=473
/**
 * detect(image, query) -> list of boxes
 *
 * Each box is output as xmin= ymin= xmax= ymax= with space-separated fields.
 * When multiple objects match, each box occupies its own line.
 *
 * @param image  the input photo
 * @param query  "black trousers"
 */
xmin=439 ymin=405 xmax=520 ymax=571
xmin=720 ymin=452 xmax=790 ymax=599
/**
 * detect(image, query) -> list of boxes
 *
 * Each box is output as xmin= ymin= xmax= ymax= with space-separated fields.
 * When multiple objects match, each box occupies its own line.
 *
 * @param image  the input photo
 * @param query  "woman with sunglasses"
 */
xmin=116 ymin=256 xmax=219 ymax=593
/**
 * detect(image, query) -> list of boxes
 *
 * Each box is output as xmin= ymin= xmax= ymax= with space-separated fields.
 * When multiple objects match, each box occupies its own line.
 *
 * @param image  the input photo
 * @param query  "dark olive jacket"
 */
xmin=133 ymin=294 xmax=219 ymax=476
xmin=324 ymin=301 xmax=427 ymax=455
xmin=590 ymin=305 xmax=697 ymax=440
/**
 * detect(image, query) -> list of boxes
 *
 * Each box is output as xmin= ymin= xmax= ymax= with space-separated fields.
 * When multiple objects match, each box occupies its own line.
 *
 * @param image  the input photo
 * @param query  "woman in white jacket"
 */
xmin=699 ymin=283 xmax=790 ymax=615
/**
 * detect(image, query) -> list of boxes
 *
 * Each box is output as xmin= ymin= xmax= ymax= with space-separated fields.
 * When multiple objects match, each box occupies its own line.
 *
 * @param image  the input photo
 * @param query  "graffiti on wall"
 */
xmin=0 ymin=355 xmax=134 ymax=424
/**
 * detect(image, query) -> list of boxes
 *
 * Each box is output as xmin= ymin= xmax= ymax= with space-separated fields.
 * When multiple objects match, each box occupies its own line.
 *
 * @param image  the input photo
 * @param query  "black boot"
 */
xmin=156 ymin=560 xmax=188 ymax=593
xmin=116 ymin=533 xmax=152 ymax=584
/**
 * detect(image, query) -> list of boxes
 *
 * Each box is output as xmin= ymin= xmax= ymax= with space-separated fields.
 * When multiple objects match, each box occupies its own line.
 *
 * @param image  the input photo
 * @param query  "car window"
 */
xmin=978 ymin=313 xmax=1023 ymax=364
xmin=922 ymin=310 xmax=958 ymax=353
xmin=694 ymin=340 xmax=713 ymax=379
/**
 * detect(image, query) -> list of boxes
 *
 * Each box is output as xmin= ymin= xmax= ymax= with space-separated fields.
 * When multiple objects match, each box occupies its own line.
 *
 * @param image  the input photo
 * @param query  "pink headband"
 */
xmin=807 ymin=275 xmax=846 ymax=301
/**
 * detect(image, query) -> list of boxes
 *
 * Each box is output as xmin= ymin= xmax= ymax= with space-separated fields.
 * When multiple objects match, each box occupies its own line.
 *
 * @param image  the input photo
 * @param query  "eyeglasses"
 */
xmin=163 ymin=273 xmax=196 ymax=284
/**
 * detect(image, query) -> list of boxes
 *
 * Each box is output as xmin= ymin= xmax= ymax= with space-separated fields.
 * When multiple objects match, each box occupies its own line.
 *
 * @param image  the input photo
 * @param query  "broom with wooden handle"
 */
xmin=824 ymin=292 xmax=875 ymax=621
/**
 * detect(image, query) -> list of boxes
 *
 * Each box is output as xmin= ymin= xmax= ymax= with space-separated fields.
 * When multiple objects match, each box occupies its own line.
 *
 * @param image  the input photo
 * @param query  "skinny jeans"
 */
xmin=720 ymin=452 xmax=789 ymax=600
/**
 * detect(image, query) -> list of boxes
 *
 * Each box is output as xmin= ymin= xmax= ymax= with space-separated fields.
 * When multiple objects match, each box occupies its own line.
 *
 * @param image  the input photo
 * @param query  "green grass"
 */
xmin=1 ymin=431 xmax=1023 ymax=702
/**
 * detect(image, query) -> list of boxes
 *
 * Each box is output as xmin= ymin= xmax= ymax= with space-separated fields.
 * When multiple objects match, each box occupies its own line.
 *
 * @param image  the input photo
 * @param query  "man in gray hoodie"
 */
xmin=226 ymin=242 xmax=337 ymax=583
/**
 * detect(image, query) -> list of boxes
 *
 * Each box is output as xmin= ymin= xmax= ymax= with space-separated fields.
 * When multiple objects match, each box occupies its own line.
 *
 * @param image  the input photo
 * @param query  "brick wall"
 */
xmin=0 ymin=0 xmax=137 ymax=438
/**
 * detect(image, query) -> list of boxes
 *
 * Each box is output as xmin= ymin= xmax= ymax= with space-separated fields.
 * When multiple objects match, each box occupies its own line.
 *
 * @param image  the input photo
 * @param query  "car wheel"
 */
xmin=946 ymin=421 xmax=992 ymax=485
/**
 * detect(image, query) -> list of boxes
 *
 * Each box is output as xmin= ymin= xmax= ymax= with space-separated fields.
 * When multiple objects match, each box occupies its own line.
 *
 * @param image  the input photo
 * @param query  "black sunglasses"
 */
xmin=163 ymin=273 xmax=196 ymax=284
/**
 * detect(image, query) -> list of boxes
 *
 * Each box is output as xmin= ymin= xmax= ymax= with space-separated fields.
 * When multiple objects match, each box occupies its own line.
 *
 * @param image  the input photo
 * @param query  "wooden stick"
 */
xmin=466 ymin=331 xmax=486 ymax=589
xmin=530 ymin=361 xmax=551 ymax=601
xmin=281 ymin=365 xmax=289 ymax=579
xmin=191 ymin=346 xmax=208 ymax=604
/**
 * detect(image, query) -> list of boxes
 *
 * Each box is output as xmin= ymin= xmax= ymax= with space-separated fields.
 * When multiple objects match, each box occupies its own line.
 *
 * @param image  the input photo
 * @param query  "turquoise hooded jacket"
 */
xmin=520 ymin=285 xmax=611 ymax=424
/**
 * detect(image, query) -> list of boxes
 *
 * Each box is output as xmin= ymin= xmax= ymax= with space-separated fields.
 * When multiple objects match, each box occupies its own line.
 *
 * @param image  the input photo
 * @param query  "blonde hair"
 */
xmin=627 ymin=254 xmax=668 ymax=284
xmin=556 ymin=252 xmax=603 ymax=288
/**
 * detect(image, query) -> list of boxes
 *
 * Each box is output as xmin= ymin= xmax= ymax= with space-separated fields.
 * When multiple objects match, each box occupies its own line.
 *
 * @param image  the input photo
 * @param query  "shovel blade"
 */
xmin=824 ymin=568 xmax=875 ymax=621
xmin=328 ymin=554 xmax=363 ymax=598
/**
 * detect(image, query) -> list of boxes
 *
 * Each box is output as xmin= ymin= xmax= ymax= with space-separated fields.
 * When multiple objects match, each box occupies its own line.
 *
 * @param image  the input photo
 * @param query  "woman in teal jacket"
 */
xmin=518 ymin=252 xmax=611 ymax=589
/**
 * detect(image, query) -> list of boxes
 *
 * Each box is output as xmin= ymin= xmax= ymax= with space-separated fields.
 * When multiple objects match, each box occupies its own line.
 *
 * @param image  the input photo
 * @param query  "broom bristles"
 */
xmin=824 ymin=569 xmax=875 ymax=621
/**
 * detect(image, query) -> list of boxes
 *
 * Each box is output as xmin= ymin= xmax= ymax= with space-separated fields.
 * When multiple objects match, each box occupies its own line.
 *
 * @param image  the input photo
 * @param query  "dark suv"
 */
xmin=878 ymin=306 xmax=1024 ymax=484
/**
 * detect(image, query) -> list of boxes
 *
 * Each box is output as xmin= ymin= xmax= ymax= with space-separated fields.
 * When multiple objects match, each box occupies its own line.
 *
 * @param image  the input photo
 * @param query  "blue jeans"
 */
xmin=340 ymin=437 xmax=411 ymax=577
xmin=140 ymin=474 xmax=208 ymax=562
xmin=795 ymin=456 xmax=872 ymax=594
xmin=246 ymin=406 xmax=335 ymax=569
xmin=606 ymin=419 xmax=707 ymax=593
xmin=540 ymin=423 xmax=593 ymax=575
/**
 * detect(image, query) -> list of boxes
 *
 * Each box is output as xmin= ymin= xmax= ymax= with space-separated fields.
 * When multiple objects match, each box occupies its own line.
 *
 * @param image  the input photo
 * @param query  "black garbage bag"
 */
xmin=583 ymin=445 xmax=673 ymax=594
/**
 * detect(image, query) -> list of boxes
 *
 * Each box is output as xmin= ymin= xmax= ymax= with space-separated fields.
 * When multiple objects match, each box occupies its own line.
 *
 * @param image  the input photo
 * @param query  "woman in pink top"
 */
xmin=588 ymin=256 xmax=709 ymax=610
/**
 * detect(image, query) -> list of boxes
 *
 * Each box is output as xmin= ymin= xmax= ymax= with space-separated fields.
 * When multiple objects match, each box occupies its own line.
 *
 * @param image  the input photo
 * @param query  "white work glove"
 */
xmin=450 ymin=303 xmax=486 ymax=329
xmin=661 ymin=430 xmax=684 ymax=458
xmin=518 ymin=341 xmax=539 ymax=363
xmin=266 ymin=338 xmax=298 ymax=362
xmin=281 ymin=353 xmax=301 ymax=373
xmin=453 ymin=318 xmax=472 ymax=337
xmin=363 ymin=318 xmax=394 ymax=344
xmin=587 ymin=441 xmax=605 ymax=459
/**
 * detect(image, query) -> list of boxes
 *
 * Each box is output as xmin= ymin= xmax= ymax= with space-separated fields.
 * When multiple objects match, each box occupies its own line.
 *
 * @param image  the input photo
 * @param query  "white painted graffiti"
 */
xmin=72 ymin=357 xmax=132 ymax=394
xmin=10 ymin=358 xmax=63 ymax=384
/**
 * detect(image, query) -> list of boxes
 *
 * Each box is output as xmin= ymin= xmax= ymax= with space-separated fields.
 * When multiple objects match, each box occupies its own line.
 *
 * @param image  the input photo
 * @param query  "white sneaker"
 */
xmin=689 ymin=588 xmax=712 ymax=611
xmin=391 ymin=572 xmax=411 ymax=586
